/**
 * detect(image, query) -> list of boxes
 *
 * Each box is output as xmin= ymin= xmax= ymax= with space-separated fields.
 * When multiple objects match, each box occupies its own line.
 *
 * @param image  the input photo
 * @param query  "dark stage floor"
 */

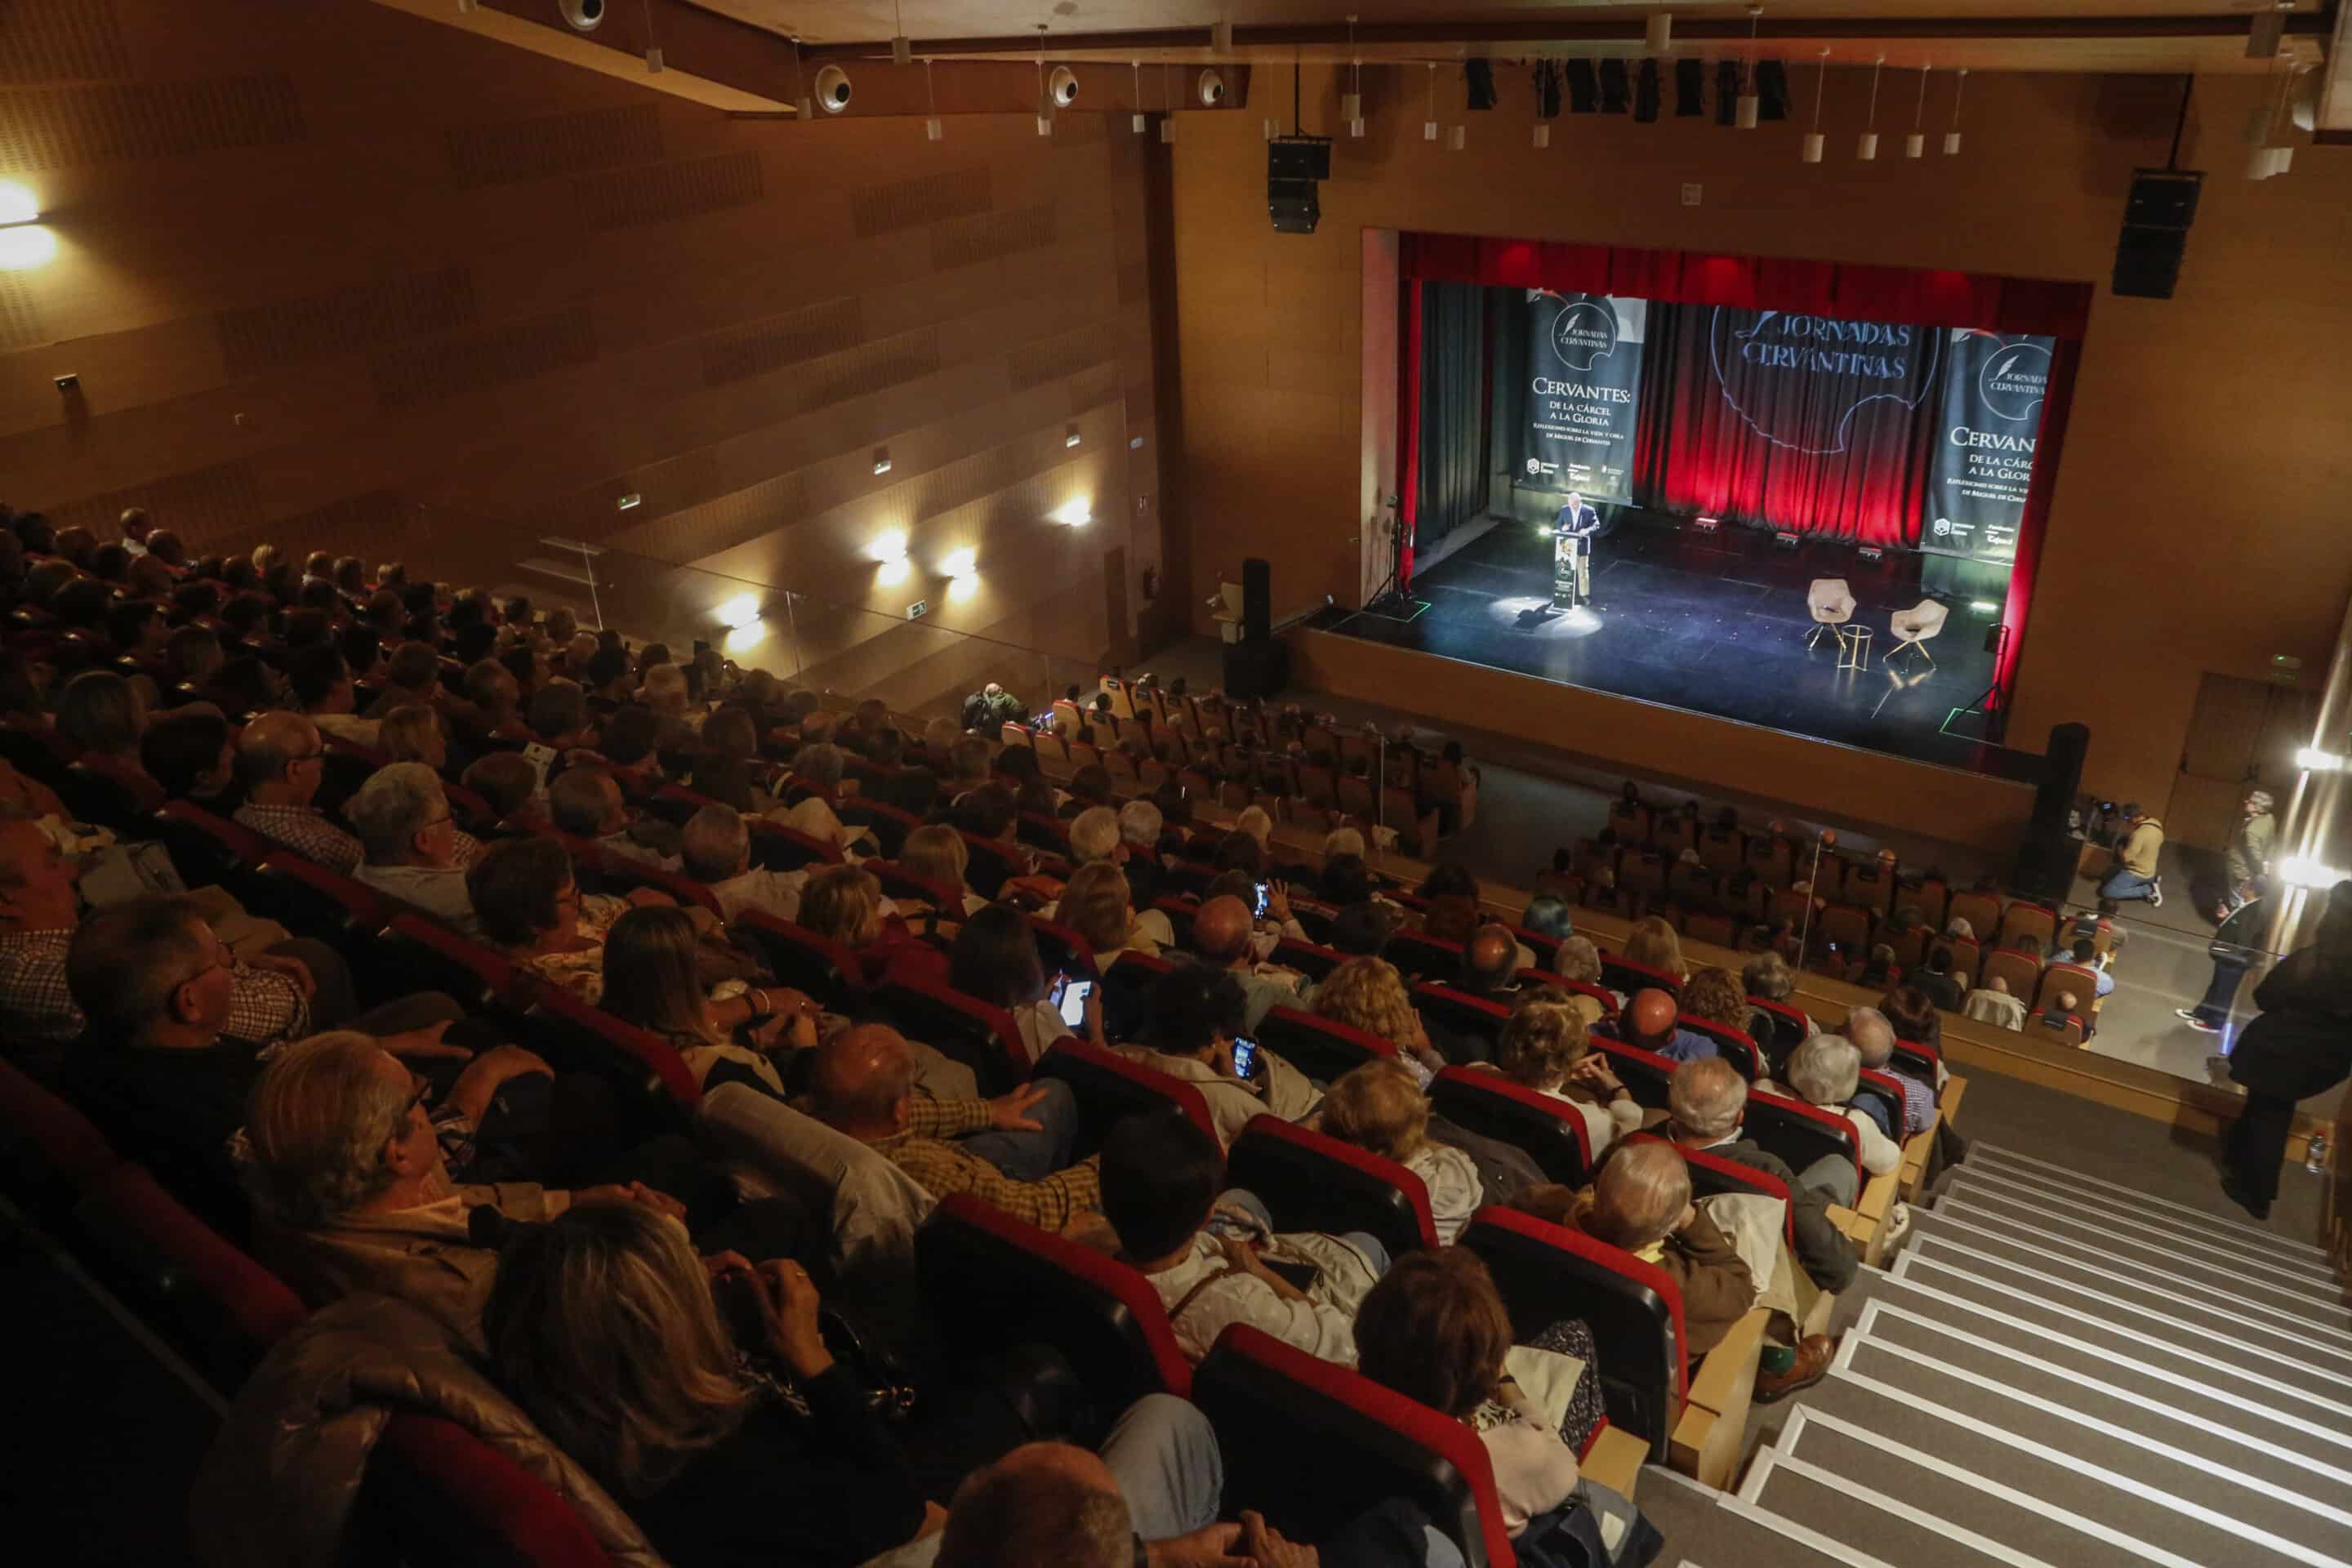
xmin=1315 ymin=514 xmax=2039 ymax=782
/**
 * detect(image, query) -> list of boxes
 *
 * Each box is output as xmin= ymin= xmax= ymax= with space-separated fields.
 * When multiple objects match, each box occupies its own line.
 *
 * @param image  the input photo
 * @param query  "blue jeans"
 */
xmin=956 ymin=1078 xmax=1079 ymax=1182
xmin=2099 ymin=866 xmax=2159 ymax=903
xmin=2194 ymin=956 xmax=2250 ymax=1031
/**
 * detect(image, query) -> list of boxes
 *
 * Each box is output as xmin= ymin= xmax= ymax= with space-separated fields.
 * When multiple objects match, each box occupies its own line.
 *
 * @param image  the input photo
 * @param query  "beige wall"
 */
xmin=0 ymin=0 xmax=1167 ymax=719
xmin=1169 ymin=65 xmax=2352 ymax=811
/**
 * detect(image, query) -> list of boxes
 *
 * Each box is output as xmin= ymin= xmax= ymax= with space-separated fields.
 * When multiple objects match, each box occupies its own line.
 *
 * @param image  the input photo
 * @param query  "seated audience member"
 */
xmin=381 ymin=640 xmax=443 ymax=708
xmin=950 ymin=904 xmax=1102 ymax=1064
xmin=1188 ymin=893 xmax=1314 ymax=1031
xmin=1780 ymin=1035 xmax=1902 ymax=1207
xmin=140 ymin=708 xmax=238 ymax=814
xmin=1549 ymin=936 xmax=1612 ymax=1026
xmin=1622 ymin=987 xmax=1717 ymax=1063
xmin=1878 ymin=982 xmax=1943 ymax=1053
xmin=1453 ymin=921 xmax=1526 ymax=1002
xmin=1489 ymin=996 xmax=1641 ymax=1157
xmin=681 ymin=804 xmax=804 ymax=924
xmin=1677 ymin=966 xmax=1753 ymax=1046
xmin=1913 ymin=944 xmax=1966 ymax=1012
xmin=348 ymin=762 xmax=483 ymax=937
xmin=898 ymin=822 xmax=989 ymax=917
xmin=1515 ymin=1139 xmax=1754 ymax=1360
xmin=1100 ymin=1111 xmax=1384 ymax=1367
xmin=798 ymin=863 xmax=944 ymax=990
xmin=526 ymin=677 xmax=598 ymax=751
xmin=57 ymin=670 xmax=163 ymax=809
xmin=1352 ymin=1250 xmax=1643 ymax=1548
xmin=109 ymin=597 xmax=172 ymax=665
xmin=233 ymin=712 xmax=365 ymax=875
xmin=1114 ymin=800 xmax=1168 ymax=906
xmin=287 ymin=645 xmax=379 ymax=749
xmin=1845 ymin=1004 xmax=1933 ymax=1137
xmin=949 ymin=783 xmax=1031 ymax=873
xmin=600 ymin=905 xmax=814 ymax=1098
xmin=486 ymin=1204 xmax=932 ymax=1568
xmin=1520 ymin=892 xmax=1574 ymax=943
xmin=1414 ymin=863 xmax=1483 ymax=945
xmin=460 ymin=751 xmax=543 ymax=827
xmin=1318 ymin=851 xmax=1380 ymax=911
xmin=1057 ymin=862 xmax=1161 ymax=970
xmin=638 ymin=661 xmax=698 ymax=748
xmin=166 ymin=625 xmax=227 ymax=692
xmin=2061 ymin=934 xmax=2116 ymax=1000
xmin=591 ymin=705 xmax=667 ymax=797
xmin=61 ymin=900 xmax=528 ymax=1214
xmin=771 ymin=741 xmax=869 ymax=853
xmin=1326 ymin=899 xmax=1397 ymax=960
xmin=1621 ymin=914 xmax=1690 ymax=983
xmin=1663 ymin=1058 xmax=1851 ymax=1395
xmin=375 ymin=702 xmax=448 ymax=772
xmin=1962 ymin=973 xmax=2028 ymax=1031
xmin=550 ymin=764 xmax=681 ymax=872
xmin=1321 ymin=1060 xmax=1482 ymax=1244
xmin=1740 ymin=951 xmax=1813 ymax=1040
xmin=806 ymin=1022 xmax=1097 ymax=1231
xmin=468 ymin=835 xmax=628 ymax=1002
xmin=454 ymin=657 xmax=529 ymax=750
xmin=1110 ymin=964 xmax=1315 ymax=1147
xmin=1312 ymin=956 xmax=1450 ymax=1082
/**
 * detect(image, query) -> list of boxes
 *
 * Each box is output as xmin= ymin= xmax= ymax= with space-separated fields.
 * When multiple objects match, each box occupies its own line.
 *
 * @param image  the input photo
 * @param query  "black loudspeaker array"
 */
xmin=2113 ymin=168 xmax=2203 ymax=300
xmin=1241 ymin=558 xmax=1272 ymax=641
xmin=1464 ymin=59 xmax=1497 ymax=110
xmin=1267 ymin=136 xmax=1332 ymax=235
xmin=1223 ymin=557 xmax=1289 ymax=697
xmin=1675 ymin=59 xmax=1704 ymax=116
xmin=1755 ymin=60 xmax=1790 ymax=120
xmin=1565 ymin=60 xmax=1599 ymax=113
xmin=2015 ymin=723 xmax=2091 ymax=898
xmin=1633 ymin=60 xmax=1661 ymax=122
xmin=1597 ymin=58 xmax=1630 ymax=114
xmin=1713 ymin=60 xmax=1742 ymax=125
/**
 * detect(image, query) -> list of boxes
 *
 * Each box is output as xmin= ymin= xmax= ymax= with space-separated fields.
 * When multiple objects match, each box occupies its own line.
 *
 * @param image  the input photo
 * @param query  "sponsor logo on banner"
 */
xmin=1521 ymin=291 xmax=1646 ymax=501
xmin=1707 ymin=307 xmax=1942 ymax=456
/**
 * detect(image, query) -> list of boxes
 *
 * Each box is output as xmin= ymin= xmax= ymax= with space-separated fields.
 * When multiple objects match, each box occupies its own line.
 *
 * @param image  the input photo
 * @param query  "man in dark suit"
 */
xmin=1552 ymin=491 xmax=1601 ymax=610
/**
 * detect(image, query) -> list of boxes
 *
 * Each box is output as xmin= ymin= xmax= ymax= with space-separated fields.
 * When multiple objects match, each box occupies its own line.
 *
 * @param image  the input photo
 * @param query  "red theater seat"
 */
xmin=1383 ymin=930 xmax=1464 ymax=982
xmin=0 ymin=1053 xmax=118 ymax=1216
xmin=1677 ymin=1015 xmax=1764 ymax=1080
xmin=1026 ymin=915 xmax=1098 ymax=980
xmin=732 ymin=910 xmax=867 ymax=1007
xmin=1223 ymin=1115 xmax=1437 ymax=1257
xmin=360 ymin=1414 xmax=616 ymax=1568
xmin=872 ymin=978 xmax=1030 ymax=1094
xmin=511 ymin=986 xmax=701 ymax=1114
xmin=751 ymin=819 xmax=844 ymax=873
xmin=1411 ymin=983 xmax=1510 ymax=1052
xmin=1744 ymin=1088 xmax=1864 ymax=1190
xmin=1031 ymin=1039 xmax=1216 ymax=1156
xmin=372 ymin=915 xmax=523 ymax=1014
xmin=1601 ymin=952 xmax=1682 ymax=998
xmin=1254 ymin=1004 xmax=1396 ymax=1086
xmin=1427 ymin=1067 xmax=1594 ymax=1187
xmin=1590 ymin=1036 xmax=1678 ymax=1110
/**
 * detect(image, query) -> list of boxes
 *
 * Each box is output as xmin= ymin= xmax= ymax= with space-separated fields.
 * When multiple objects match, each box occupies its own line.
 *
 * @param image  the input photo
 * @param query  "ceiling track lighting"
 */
xmin=1646 ymin=11 xmax=1672 ymax=55
xmin=1132 ymin=60 xmax=1146 ymax=134
xmin=1343 ymin=14 xmax=1365 ymax=137
xmin=1906 ymin=61 xmax=1930 ymax=158
xmin=1735 ymin=5 xmax=1761 ymax=128
xmin=1423 ymin=62 xmax=1438 ymax=141
xmin=1801 ymin=47 xmax=1827 ymax=162
xmin=1944 ymin=66 xmax=1966 ymax=154
xmin=923 ymin=56 xmax=942 ymax=140
xmin=1857 ymin=55 xmax=1884 ymax=159
xmin=889 ymin=0 xmax=910 ymax=64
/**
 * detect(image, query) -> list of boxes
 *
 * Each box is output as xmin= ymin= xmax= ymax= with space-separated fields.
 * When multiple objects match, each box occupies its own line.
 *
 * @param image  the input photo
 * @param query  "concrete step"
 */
xmin=1884 ymin=1250 xmax=2352 ymax=1455
xmin=1642 ymin=1466 xmax=1891 ymax=1568
xmin=1779 ymin=1389 xmax=2331 ymax=1568
xmin=1908 ymin=1205 xmax=2352 ymax=1377
xmin=1942 ymin=1163 xmax=2346 ymax=1291
xmin=1743 ymin=1432 xmax=2082 ymax=1568
xmin=1865 ymin=1272 xmax=2352 ymax=1475
xmin=1940 ymin=1174 xmax=2352 ymax=1321
xmin=1901 ymin=1215 xmax=2352 ymax=1393
xmin=1851 ymin=1294 xmax=2352 ymax=1521
xmin=1967 ymin=1143 xmax=2339 ymax=1263
xmin=1831 ymin=1325 xmax=2352 ymax=1564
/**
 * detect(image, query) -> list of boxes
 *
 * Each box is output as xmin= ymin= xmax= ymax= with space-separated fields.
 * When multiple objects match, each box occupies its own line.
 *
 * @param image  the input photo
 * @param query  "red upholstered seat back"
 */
xmin=362 ymin=1414 xmax=618 ymax=1568
xmin=0 ymin=1053 xmax=118 ymax=1214
xmin=872 ymin=978 xmax=1030 ymax=1095
xmin=518 ymin=985 xmax=702 ymax=1112
xmin=1253 ymin=1004 xmax=1398 ymax=1086
xmin=1744 ymin=1089 xmax=1863 ymax=1187
xmin=732 ymin=910 xmax=867 ymax=1007
xmin=1601 ymin=952 xmax=1682 ymax=997
xmin=1428 ymin=1067 xmax=1593 ymax=1187
xmin=1677 ymin=1015 xmax=1764 ymax=1080
xmin=1031 ymin=1039 xmax=1217 ymax=1153
xmin=1224 ymin=1114 xmax=1437 ymax=1254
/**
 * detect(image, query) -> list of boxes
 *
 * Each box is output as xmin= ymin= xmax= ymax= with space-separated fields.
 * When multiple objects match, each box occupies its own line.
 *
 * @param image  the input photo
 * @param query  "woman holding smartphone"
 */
xmin=947 ymin=906 xmax=1107 ymax=1065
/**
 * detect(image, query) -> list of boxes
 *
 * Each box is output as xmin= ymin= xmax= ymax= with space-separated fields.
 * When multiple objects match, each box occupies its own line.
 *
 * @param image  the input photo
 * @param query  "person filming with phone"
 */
xmin=1107 ymin=965 xmax=1317 ymax=1147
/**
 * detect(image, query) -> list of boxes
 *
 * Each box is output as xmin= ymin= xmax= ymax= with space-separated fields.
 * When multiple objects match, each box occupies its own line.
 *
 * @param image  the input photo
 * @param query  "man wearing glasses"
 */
xmin=347 ymin=762 xmax=483 ymax=939
xmin=234 ymin=711 xmax=365 ymax=876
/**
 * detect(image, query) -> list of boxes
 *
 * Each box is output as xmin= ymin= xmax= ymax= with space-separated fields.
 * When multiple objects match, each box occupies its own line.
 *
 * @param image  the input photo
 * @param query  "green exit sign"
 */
xmin=906 ymin=600 xmax=929 ymax=621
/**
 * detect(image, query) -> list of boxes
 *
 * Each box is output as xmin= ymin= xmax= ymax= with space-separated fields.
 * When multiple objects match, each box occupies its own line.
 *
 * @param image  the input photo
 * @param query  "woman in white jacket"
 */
xmin=1783 ymin=1033 xmax=1902 ymax=1205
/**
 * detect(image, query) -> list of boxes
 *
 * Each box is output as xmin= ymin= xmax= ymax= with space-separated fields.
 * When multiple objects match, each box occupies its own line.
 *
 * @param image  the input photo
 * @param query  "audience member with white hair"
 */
xmin=1844 ymin=1004 xmax=1935 ymax=1137
xmin=1664 ymin=1056 xmax=1856 ymax=1298
xmin=348 ymin=763 xmax=483 ymax=938
xmin=1115 ymin=797 xmax=1169 ymax=906
xmin=1781 ymin=1034 xmax=1901 ymax=1205
xmin=1050 ymin=806 xmax=1178 ymax=952
xmin=549 ymin=764 xmax=681 ymax=873
xmin=769 ymin=740 xmax=871 ymax=853
xmin=681 ymin=804 xmax=806 ymax=924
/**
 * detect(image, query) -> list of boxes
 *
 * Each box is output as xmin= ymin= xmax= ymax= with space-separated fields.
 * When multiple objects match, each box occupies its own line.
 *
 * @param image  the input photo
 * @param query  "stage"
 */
xmin=1313 ymin=513 xmax=2040 ymax=784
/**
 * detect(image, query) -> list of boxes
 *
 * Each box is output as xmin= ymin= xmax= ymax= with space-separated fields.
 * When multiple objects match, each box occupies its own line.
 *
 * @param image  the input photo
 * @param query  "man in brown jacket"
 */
xmin=2097 ymin=803 xmax=2166 ymax=909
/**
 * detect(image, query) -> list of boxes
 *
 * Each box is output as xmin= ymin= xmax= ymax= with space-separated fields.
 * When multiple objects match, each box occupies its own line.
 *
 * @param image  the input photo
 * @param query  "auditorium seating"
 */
xmin=1426 ymin=1067 xmax=1594 ymax=1187
xmin=1253 ymin=1004 xmax=1396 ymax=1085
xmin=1222 ymin=1114 xmax=1437 ymax=1258
xmin=1031 ymin=1039 xmax=1218 ymax=1155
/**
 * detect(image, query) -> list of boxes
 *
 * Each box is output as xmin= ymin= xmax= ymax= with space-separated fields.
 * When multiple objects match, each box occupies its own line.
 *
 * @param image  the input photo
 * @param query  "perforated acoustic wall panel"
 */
xmin=0 ymin=0 xmax=1170 ymax=715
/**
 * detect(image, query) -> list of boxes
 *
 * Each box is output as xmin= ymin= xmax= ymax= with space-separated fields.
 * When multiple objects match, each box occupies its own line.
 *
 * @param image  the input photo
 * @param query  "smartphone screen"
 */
xmin=1230 ymin=1037 xmax=1259 ymax=1078
xmin=1057 ymin=977 xmax=1095 ymax=1029
xmin=1254 ymin=881 xmax=1269 ymax=918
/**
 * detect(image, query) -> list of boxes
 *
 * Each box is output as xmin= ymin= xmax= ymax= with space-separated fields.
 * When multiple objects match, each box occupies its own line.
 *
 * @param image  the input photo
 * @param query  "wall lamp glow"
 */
xmin=876 ymin=559 xmax=911 ymax=588
xmin=717 ymin=593 xmax=763 ymax=630
xmin=947 ymin=572 xmax=979 ymax=603
xmin=1064 ymin=425 xmax=1082 ymax=448
xmin=2277 ymin=854 xmax=2347 ymax=890
xmin=940 ymin=546 xmax=977 ymax=578
xmin=0 ymin=182 xmax=56 ymax=270
xmin=723 ymin=621 xmax=769 ymax=654
xmin=2295 ymin=746 xmax=2345 ymax=772
xmin=1051 ymin=498 xmax=1093 ymax=527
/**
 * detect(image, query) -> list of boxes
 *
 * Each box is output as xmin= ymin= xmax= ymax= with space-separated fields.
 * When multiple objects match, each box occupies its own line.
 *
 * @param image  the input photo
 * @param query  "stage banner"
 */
xmin=1521 ymin=291 xmax=1647 ymax=501
xmin=1922 ymin=329 xmax=2054 ymax=564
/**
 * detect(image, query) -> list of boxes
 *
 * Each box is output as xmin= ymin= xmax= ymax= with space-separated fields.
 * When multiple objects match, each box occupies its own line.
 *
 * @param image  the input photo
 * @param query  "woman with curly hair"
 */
xmin=1489 ymin=997 xmax=1641 ymax=1159
xmin=1321 ymin=1060 xmax=1483 ymax=1243
xmin=1312 ymin=956 xmax=1447 ymax=1085
xmin=1620 ymin=915 xmax=1690 ymax=983
xmin=1677 ymin=966 xmax=1750 ymax=1035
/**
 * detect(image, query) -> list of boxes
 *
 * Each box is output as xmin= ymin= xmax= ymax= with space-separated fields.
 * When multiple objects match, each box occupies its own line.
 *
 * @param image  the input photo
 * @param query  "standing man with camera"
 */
xmin=2218 ymin=790 xmax=2276 ymax=922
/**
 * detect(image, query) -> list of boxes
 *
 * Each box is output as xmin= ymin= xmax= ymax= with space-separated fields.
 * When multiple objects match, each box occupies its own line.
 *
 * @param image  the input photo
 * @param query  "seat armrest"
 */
xmin=1673 ymin=1306 xmax=1770 ymax=1490
xmin=1583 ymin=1423 xmax=1649 ymax=1499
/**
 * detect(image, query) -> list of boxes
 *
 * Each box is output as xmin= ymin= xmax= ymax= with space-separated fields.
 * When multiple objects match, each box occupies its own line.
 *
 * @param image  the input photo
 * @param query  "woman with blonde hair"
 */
xmin=601 ymin=905 xmax=813 ymax=1097
xmin=1621 ymin=915 xmax=1688 ymax=982
xmin=898 ymin=822 xmax=987 ymax=916
xmin=483 ymin=1201 xmax=936 ymax=1564
xmin=799 ymin=863 xmax=944 ymax=990
xmin=1548 ymin=935 xmax=1612 ymax=1026
xmin=1056 ymin=860 xmax=1160 ymax=969
xmin=1312 ymin=956 xmax=1448 ymax=1083
xmin=376 ymin=702 xmax=448 ymax=771
xmin=1321 ymin=1060 xmax=1483 ymax=1243
xmin=1490 ymin=997 xmax=1640 ymax=1158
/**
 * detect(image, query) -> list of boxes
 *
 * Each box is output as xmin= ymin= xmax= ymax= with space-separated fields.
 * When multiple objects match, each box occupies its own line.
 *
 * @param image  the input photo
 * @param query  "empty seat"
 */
xmin=1427 ymin=1068 xmax=1593 ymax=1187
xmin=1192 ymin=1324 xmax=1516 ymax=1568
xmin=1031 ymin=1039 xmax=1216 ymax=1157
xmin=1384 ymin=930 xmax=1463 ymax=982
xmin=1254 ymin=1004 xmax=1396 ymax=1087
xmin=1222 ymin=1114 xmax=1436 ymax=1258
xmin=917 ymin=1192 xmax=1192 ymax=1413
xmin=872 ymin=978 xmax=1029 ymax=1095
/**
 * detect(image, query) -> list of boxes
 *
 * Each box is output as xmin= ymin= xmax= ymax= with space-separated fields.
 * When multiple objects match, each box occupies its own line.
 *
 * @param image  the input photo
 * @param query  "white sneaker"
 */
xmin=1882 ymin=1201 xmax=1914 ymax=1249
xmin=2148 ymin=880 xmax=2165 ymax=908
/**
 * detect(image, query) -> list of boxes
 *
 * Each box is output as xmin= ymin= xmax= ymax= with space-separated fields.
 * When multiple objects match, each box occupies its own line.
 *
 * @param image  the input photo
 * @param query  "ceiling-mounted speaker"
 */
xmin=557 ymin=0 xmax=604 ymax=29
xmin=1598 ymin=57 xmax=1630 ymax=113
xmin=1465 ymin=59 xmax=1497 ymax=110
xmin=1198 ymin=69 xmax=1227 ymax=106
xmin=2114 ymin=167 xmax=2203 ymax=298
xmin=1755 ymin=59 xmax=1790 ymax=120
xmin=1713 ymin=60 xmax=1741 ymax=125
xmin=1049 ymin=65 xmax=1079 ymax=106
xmin=1565 ymin=59 xmax=1600 ymax=114
xmin=1675 ymin=58 xmax=1704 ymax=116
xmin=814 ymin=64 xmax=852 ymax=113
xmin=1634 ymin=59 xmax=1661 ymax=122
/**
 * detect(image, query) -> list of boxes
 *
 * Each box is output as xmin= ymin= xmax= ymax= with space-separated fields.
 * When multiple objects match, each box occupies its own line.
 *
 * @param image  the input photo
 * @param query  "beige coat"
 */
xmin=191 ymin=1294 xmax=666 ymax=1568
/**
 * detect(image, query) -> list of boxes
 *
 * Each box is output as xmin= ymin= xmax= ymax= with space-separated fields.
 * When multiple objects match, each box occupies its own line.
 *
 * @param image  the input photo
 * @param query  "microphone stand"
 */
xmin=1796 ymin=826 xmax=1837 ymax=965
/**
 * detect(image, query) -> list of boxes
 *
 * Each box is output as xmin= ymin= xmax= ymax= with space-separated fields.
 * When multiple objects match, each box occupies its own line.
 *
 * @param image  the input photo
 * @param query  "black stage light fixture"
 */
xmin=1675 ymin=58 xmax=1704 ymax=116
xmin=1267 ymin=135 xmax=1332 ymax=235
xmin=1756 ymin=59 xmax=1790 ymax=120
xmin=1566 ymin=59 xmax=1600 ymax=113
xmin=1714 ymin=60 xmax=1741 ymax=125
xmin=1464 ymin=58 xmax=1497 ymax=109
xmin=1634 ymin=59 xmax=1661 ymax=122
xmin=1534 ymin=60 xmax=1563 ymax=118
xmin=1598 ymin=57 xmax=1630 ymax=113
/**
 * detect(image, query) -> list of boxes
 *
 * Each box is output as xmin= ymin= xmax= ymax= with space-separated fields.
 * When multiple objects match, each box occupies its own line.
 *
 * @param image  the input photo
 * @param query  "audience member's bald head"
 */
xmin=1584 ymin=1140 xmax=1694 ymax=1253
xmin=1843 ymin=1004 xmax=1895 ymax=1067
xmin=808 ymin=1022 xmax=915 ymax=1138
xmin=937 ymin=1442 xmax=1132 ymax=1568
xmin=235 ymin=710 xmax=322 ymax=797
xmin=1192 ymin=894 xmax=1255 ymax=967
xmin=1625 ymin=987 xmax=1680 ymax=1049
xmin=1463 ymin=922 xmax=1518 ymax=993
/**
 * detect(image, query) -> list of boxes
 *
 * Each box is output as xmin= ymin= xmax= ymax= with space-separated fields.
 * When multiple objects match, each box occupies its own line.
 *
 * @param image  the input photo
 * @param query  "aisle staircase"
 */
xmin=1646 ymin=1142 xmax=2352 ymax=1568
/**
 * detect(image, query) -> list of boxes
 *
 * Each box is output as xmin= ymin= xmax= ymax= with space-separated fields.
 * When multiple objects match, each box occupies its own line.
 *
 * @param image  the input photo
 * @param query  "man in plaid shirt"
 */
xmin=1847 ymin=1006 xmax=1936 ymax=1138
xmin=232 ymin=712 xmax=365 ymax=877
xmin=808 ymin=1022 xmax=1101 ymax=1234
